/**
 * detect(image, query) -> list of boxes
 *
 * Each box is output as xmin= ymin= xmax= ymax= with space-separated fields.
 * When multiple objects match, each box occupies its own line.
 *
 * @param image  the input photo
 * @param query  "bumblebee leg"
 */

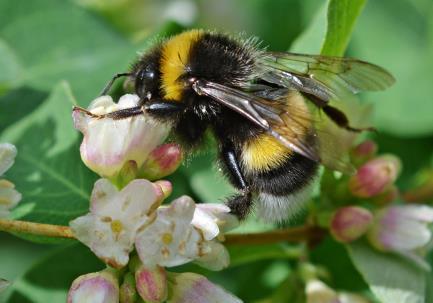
xmin=73 ymin=99 xmax=185 ymax=120
xmin=99 ymin=72 xmax=131 ymax=96
xmin=72 ymin=105 xmax=143 ymax=120
xmin=221 ymin=141 xmax=253 ymax=219
xmin=302 ymin=92 xmax=375 ymax=133
xmin=144 ymin=100 xmax=186 ymax=117
xmin=322 ymin=105 xmax=376 ymax=133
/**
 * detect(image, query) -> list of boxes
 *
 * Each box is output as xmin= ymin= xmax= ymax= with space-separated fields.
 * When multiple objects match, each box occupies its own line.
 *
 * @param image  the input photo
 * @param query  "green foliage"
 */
xmin=0 ymin=0 xmax=432 ymax=302
xmin=352 ymin=0 xmax=433 ymax=136
xmin=6 ymin=244 xmax=103 ymax=303
xmin=348 ymin=241 xmax=427 ymax=303
xmin=1 ymin=83 xmax=97 ymax=242
xmin=321 ymin=0 xmax=367 ymax=56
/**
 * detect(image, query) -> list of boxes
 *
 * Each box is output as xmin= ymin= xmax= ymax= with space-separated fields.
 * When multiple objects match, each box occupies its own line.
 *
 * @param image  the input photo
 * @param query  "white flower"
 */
xmin=168 ymin=272 xmax=243 ymax=303
xmin=135 ymin=197 xmax=232 ymax=270
xmin=135 ymin=196 xmax=205 ymax=268
xmin=73 ymin=94 xmax=170 ymax=178
xmin=70 ymin=178 xmax=161 ymax=268
xmin=67 ymin=270 xmax=119 ymax=303
xmin=368 ymin=205 xmax=433 ymax=254
xmin=0 ymin=143 xmax=21 ymax=218
xmin=367 ymin=205 xmax=433 ymax=269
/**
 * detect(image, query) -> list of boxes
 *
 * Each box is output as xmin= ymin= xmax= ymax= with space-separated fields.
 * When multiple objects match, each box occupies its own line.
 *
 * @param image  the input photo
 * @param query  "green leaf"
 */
xmin=290 ymin=2 xmax=328 ymax=53
xmin=0 ymin=38 xmax=22 ymax=94
xmin=1 ymin=82 xmax=98 ymax=242
xmin=348 ymin=241 xmax=426 ymax=303
xmin=291 ymin=0 xmax=366 ymax=56
xmin=311 ymin=237 xmax=368 ymax=292
xmin=0 ymin=0 xmax=135 ymax=103
xmin=228 ymin=244 xmax=301 ymax=268
xmin=425 ymin=273 xmax=433 ymax=303
xmin=352 ymin=0 xmax=433 ymax=136
xmin=0 ymin=234 xmax=54 ymax=301
xmin=321 ymin=0 xmax=367 ymax=56
xmin=6 ymin=244 xmax=103 ymax=303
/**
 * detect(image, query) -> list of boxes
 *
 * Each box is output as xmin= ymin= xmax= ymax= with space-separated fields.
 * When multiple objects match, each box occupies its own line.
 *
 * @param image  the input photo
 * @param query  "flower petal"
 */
xmin=0 ymin=143 xmax=17 ymax=176
xmin=194 ymin=241 xmax=230 ymax=271
xmin=192 ymin=203 xmax=238 ymax=238
xmin=70 ymin=214 xmax=132 ymax=268
xmin=306 ymin=280 xmax=340 ymax=303
xmin=368 ymin=206 xmax=433 ymax=252
xmin=0 ymin=180 xmax=22 ymax=218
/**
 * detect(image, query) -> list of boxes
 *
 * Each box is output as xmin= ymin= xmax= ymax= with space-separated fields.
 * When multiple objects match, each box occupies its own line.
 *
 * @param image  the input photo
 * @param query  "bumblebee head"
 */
xmin=133 ymin=63 xmax=159 ymax=101
xmin=130 ymin=46 xmax=164 ymax=102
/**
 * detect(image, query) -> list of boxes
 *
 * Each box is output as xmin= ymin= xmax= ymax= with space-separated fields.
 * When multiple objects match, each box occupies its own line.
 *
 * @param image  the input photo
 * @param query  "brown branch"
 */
xmin=0 ymin=219 xmax=74 ymax=239
xmin=224 ymin=225 xmax=326 ymax=246
xmin=0 ymin=219 xmax=325 ymax=245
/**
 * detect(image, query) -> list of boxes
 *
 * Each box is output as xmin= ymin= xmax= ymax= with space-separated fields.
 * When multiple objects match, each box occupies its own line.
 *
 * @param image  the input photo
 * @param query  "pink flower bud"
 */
xmin=119 ymin=272 xmax=137 ymax=303
xmin=135 ymin=265 xmax=168 ymax=303
xmin=67 ymin=270 xmax=119 ymax=303
xmin=141 ymin=143 xmax=183 ymax=180
xmin=349 ymin=155 xmax=401 ymax=198
xmin=330 ymin=206 xmax=373 ymax=243
xmin=351 ymin=140 xmax=377 ymax=161
xmin=168 ymin=272 xmax=242 ymax=303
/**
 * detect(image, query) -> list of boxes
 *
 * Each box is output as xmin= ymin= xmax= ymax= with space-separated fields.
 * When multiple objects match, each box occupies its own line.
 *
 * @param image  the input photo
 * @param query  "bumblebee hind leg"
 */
xmin=220 ymin=140 xmax=253 ymax=220
xmin=226 ymin=192 xmax=253 ymax=220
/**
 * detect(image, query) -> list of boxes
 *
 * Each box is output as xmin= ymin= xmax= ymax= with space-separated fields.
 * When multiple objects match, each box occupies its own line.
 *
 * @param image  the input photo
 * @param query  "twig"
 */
xmin=0 ymin=219 xmax=74 ymax=239
xmin=0 ymin=219 xmax=325 ymax=245
xmin=224 ymin=225 xmax=326 ymax=245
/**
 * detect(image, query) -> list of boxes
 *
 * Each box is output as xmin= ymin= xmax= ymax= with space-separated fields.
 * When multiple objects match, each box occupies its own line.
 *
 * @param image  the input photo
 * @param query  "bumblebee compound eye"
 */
xmin=134 ymin=67 xmax=160 ymax=101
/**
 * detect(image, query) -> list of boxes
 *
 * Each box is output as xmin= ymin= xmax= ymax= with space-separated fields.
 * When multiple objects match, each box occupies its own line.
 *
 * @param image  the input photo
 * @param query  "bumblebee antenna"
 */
xmin=99 ymin=72 xmax=131 ymax=96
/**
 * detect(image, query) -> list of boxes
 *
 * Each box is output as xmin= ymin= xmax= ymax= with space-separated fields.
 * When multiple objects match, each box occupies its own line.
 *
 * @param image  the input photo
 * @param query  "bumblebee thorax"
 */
xmin=159 ymin=30 xmax=257 ymax=102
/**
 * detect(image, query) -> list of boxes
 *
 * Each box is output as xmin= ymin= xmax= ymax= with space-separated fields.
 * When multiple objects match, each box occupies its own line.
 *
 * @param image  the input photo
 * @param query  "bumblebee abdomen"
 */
xmin=241 ymin=134 xmax=292 ymax=172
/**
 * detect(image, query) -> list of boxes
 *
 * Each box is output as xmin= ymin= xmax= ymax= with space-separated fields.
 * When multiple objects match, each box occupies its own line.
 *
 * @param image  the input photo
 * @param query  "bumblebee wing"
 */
xmin=254 ymin=90 xmax=357 ymax=174
xmin=192 ymin=80 xmax=356 ymax=174
xmin=257 ymin=52 xmax=395 ymax=103
xmin=192 ymin=80 xmax=319 ymax=162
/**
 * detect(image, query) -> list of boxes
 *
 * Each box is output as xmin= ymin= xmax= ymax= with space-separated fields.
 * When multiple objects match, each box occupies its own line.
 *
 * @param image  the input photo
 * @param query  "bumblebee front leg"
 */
xmin=220 ymin=141 xmax=253 ymax=220
xmin=72 ymin=105 xmax=144 ymax=120
xmin=73 ymin=100 xmax=185 ymax=120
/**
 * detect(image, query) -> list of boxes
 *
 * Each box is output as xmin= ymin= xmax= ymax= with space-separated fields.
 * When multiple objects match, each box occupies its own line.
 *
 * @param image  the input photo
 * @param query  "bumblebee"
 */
xmin=77 ymin=30 xmax=394 ymax=222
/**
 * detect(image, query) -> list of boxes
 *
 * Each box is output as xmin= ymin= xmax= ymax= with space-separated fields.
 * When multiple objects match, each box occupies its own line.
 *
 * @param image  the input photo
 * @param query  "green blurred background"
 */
xmin=1 ymin=0 xmax=433 ymax=302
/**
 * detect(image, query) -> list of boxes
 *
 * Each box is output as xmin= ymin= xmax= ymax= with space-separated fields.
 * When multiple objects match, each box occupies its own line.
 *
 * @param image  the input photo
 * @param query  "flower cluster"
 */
xmin=70 ymin=178 xmax=236 ymax=270
xmin=69 ymin=95 xmax=241 ymax=303
xmin=0 ymin=143 xmax=21 ymax=218
xmin=329 ymin=140 xmax=433 ymax=266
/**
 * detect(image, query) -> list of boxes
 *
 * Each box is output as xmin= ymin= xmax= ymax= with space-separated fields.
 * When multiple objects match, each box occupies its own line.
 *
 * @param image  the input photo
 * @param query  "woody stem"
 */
xmin=0 ymin=219 xmax=326 ymax=245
